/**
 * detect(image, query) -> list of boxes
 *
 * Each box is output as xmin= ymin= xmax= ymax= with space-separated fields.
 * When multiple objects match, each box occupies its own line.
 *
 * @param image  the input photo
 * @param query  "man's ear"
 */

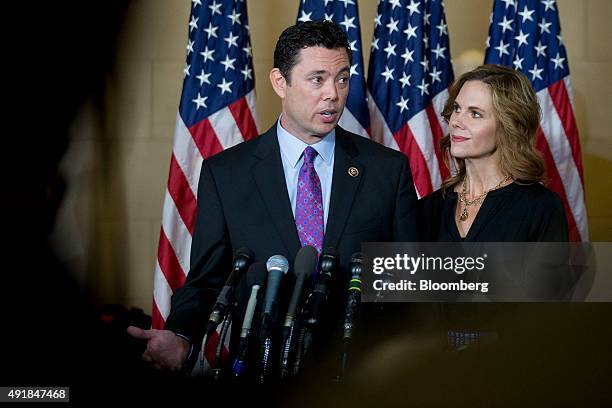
xmin=269 ymin=68 xmax=287 ymax=99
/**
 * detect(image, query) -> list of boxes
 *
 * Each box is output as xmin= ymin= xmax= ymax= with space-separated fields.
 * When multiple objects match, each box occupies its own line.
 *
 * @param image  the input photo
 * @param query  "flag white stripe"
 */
xmin=537 ymin=87 xmax=588 ymax=241
xmin=564 ymin=76 xmax=575 ymax=111
xmin=173 ymin=112 xmax=204 ymax=197
xmin=432 ymin=89 xmax=453 ymax=176
xmin=161 ymin=190 xmax=193 ymax=274
xmin=432 ymin=89 xmax=450 ymax=137
xmin=339 ymin=107 xmax=369 ymax=138
xmin=407 ymin=110 xmax=443 ymax=189
xmin=431 ymin=89 xmax=448 ymax=122
xmin=245 ymin=90 xmax=260 ymax=134
xmin=367 ymin=90 xmax=399 ymax=149
xmin=209 ymin=107 xmax=245 ymax=150
xmin=153 ymin=260 xmax=174 ymax=321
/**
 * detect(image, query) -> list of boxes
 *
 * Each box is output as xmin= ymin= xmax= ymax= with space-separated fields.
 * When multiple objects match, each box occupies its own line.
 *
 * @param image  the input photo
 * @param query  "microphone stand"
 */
xmin=211 ymin=304 xmax=233 ymax=382
xmin=258 ymin=313 xmax=275 ymax=384
xmin=279 ymin=322 xmax=297 ymax=379
xmin=337 ymin=255 xmax=363 ymax=383
xmin=291 ymin=299 xmax=309 ymax=376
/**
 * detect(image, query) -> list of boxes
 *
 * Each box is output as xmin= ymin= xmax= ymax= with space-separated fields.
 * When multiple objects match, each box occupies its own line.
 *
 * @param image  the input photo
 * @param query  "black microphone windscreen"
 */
xmin=350 ymin=252 xmax=365 ymax=264
xmin=318 ymin=247 xmax=339 ymax=276
xmin=321 ymin=246 xmax=338 ymax=258
xmin=234 ymin=247 xmax=255 ymax=262
xmin=246 ymin=262 xmax=267 ymax=288
xmin=294 ymin=246 xmax=318 ymax=279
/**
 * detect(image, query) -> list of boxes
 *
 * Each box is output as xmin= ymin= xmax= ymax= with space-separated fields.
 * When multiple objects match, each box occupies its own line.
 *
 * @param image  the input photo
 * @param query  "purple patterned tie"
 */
xmin=295 ymin=146 xmax=324 ymax=254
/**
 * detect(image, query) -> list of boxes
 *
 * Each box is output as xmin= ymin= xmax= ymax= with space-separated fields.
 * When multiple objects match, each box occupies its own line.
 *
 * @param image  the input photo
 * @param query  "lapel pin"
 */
xmin=348 ymin=167 xmax=359 ymax=177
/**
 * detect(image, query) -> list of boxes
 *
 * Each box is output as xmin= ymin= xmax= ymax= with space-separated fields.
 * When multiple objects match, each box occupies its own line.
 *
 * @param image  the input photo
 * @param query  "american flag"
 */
xmin=297 ymin=0 xmax=370 ymax=137
xmin=484 ymin=0 xmax=588 ymax=242
xmin=152 ymin=0 xmax=259 ymax=368
xmin=367 ymin=0 xmax=453 ymax=198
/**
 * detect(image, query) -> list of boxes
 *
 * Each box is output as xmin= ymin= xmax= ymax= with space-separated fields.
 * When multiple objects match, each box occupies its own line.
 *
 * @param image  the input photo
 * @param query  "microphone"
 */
xmin=279 ymin=246 xmax=318 ymax=379
xmin=344 ymin=252 xmax=364 ymax=340
xmin=232 ymin=262 xmax=267 ymax=378
xmin=306 ymin=247 xmax=338 ymax=327
xmin=300 ymin=247 xmax=338 ymax=360
xmin=338 ymin=252 xmax=364 ymax=382
xmin=205 ymin=248 xmax=254 ymax=336
xmin=262 ymin=255 xmax=290 ymax=316
xmin=259 ymin=254 xmax=289 ymax=384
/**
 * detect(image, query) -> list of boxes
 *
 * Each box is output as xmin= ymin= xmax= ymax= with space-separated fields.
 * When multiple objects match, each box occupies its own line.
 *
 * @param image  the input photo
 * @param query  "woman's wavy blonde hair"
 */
xmin=440 ymin=64 xmax=545 ymax=193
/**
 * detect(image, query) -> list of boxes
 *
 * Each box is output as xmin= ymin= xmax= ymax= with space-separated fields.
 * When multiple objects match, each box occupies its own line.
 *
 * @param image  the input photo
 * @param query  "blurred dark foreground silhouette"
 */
xmin=278 ymin=302 xmax=612 ymax=407
xmin=3 ymin=1 xmax=611 ymax=405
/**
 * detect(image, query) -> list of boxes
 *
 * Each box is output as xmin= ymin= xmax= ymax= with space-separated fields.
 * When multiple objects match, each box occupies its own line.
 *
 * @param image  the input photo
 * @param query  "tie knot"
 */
xmin=303 ymin=146 xmax=318 ymax=165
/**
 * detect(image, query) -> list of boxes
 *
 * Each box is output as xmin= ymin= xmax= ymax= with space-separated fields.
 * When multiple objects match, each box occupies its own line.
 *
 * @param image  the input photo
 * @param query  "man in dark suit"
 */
xmin=128 ymin=20 xmax=418 ymax=373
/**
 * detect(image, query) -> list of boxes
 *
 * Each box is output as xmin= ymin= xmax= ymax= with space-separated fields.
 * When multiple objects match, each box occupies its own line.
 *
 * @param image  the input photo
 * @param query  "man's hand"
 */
xmin=127 ymin=326 xmax=190 ymax=371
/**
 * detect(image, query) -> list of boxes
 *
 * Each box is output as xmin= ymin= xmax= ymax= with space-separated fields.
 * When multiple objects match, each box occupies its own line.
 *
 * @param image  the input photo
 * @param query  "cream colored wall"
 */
xmin=57 ymin=0 xmax=612 ymax=311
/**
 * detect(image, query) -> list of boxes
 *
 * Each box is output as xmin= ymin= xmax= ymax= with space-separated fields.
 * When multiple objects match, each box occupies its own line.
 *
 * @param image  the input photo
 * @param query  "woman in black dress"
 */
xmin=419 ymin=64 xmax=568 ymax=242
xmin=418 ymin=64 xmax=570 ymax=350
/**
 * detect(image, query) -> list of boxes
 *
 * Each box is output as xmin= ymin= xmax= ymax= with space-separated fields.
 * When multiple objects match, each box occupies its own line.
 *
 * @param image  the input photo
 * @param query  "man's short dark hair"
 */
xmin=273 ymin=20 xmax=352 ymax=84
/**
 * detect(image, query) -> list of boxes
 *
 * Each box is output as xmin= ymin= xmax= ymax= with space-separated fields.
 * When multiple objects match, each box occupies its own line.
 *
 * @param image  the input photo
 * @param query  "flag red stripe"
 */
xmin=157 ymin=228 xmax=187 ymax=292
xmin=536 ymin=129 xmax=581 ymax=241
xmin=168 ymin=154 xmax=197 ymax=234
xmin=203 ymin=331 xmax=219 ymax=367
xmin=151 ymin=298 xmax=165 ymax=329
xmin=228 ymin=97 xmax=258 ymax=142
xmin=189 ymin=118 xmax=224 ymax=159
xmin=425 ymin=104 xmax=450 ymax=181
xmin=394 ymin=124 xmax=433 ymax=197
xmin=547 ymin=79 xmax=585 ymax=181
xmin=202 ymin=331 xmax=229 ymax=368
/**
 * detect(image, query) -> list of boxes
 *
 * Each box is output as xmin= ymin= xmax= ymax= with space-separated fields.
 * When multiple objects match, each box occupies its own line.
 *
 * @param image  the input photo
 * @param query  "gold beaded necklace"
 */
xmin=458 ymin=175 xmax=513 ymax=221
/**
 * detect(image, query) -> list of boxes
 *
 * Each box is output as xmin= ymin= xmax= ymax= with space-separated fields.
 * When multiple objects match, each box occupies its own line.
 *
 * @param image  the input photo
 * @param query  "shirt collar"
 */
xmin=276 ymin=116 xmax=336 ymax=168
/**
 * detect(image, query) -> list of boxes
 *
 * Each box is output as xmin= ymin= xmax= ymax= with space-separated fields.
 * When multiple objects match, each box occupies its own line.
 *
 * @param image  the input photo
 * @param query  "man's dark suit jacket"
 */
xmin=164 ymin=124 xmax=418 ymax=361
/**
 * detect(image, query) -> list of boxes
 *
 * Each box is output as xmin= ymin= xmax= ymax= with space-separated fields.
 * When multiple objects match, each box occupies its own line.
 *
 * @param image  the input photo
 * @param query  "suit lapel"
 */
xmin=324 ymin=127 xmax=364 ymax=250
xmin=252 ymin=125 xmax=301 ymax=259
